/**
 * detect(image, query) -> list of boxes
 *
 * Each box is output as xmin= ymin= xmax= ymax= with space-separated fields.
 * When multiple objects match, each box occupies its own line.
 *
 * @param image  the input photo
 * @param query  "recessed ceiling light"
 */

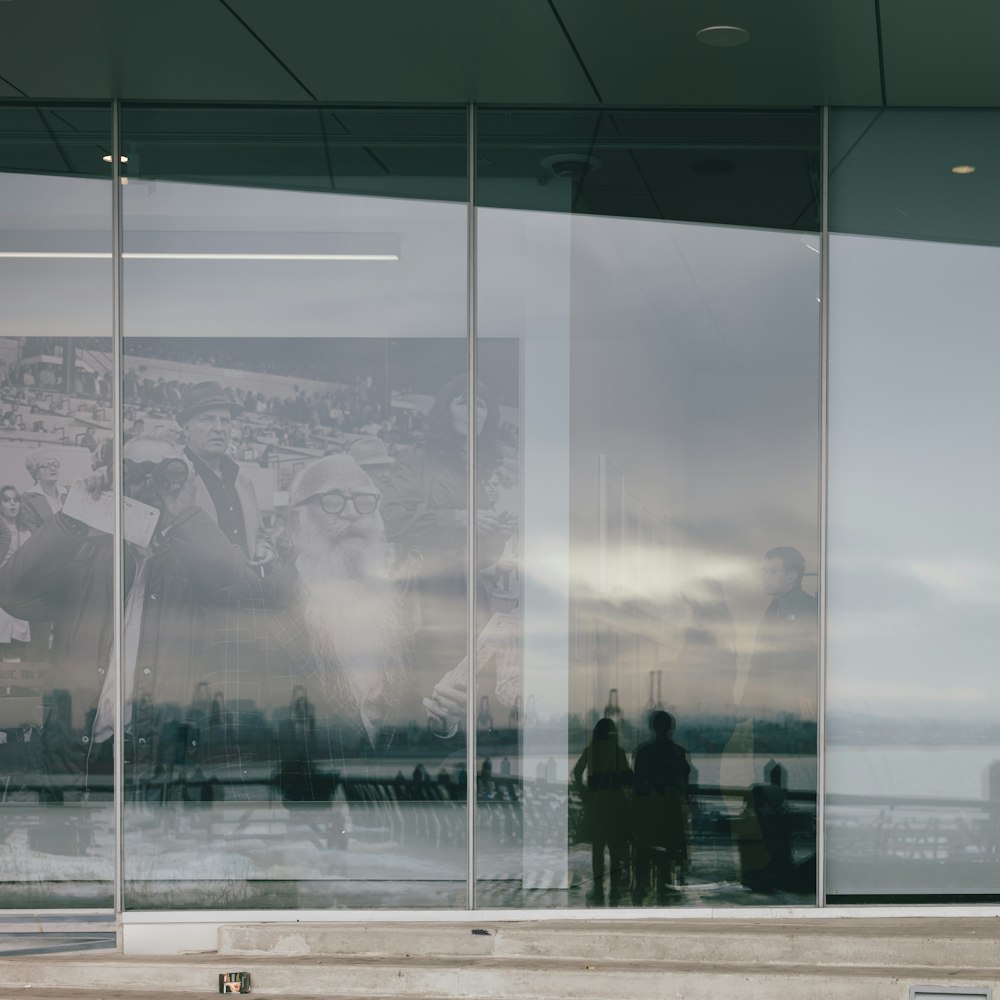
xmin=696 ymin=25 xmax=751 ymax=47
xmin=101 ymin=154 xmax=128 ymax=163
xmin=539 ymin=153 xmax=603 ymax=180
xmin=951 ymin=164 xmax=976 ymax=174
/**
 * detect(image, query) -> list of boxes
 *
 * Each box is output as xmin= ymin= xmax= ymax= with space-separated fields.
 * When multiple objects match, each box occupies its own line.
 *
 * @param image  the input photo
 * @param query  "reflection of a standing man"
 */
xmin=746 ymin=546 xmax=818 ymax=729
xmin=178 ymin=381 xmax=270 ymax=565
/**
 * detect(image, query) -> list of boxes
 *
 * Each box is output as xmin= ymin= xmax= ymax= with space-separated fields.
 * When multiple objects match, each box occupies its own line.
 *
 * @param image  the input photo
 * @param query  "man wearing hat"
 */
xmin=348 ymin=435 xmax=395 ymax=490
xmin=179 ymin=380 xmax=270 ymax=564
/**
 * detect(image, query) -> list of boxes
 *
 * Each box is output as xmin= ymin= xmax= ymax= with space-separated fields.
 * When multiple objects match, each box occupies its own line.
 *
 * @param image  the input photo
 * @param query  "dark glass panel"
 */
xmin=122 ymin=106 xmax=467 ymax=203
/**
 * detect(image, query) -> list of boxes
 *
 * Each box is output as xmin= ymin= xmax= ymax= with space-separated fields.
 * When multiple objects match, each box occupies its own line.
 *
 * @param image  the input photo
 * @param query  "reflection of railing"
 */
xmin=0 ymin=774 xmax=820 ymax=874
xmin=826 ymin=792 xmax=1000 ymax=870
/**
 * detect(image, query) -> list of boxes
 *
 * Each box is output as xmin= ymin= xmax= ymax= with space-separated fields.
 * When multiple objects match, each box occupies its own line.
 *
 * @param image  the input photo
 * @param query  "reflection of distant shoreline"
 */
xmin=828 ymin=712 xmax=1000 ymax=747
xmin=828 ymin=744 xmax=1000 ymax=802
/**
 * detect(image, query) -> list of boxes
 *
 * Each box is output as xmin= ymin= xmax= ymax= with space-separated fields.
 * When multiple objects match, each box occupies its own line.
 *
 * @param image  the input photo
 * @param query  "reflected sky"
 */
xmin=479 ymin=206 xmax=820 ymax=733
xmin=828 ymin=233 xmax=1000 ymax=720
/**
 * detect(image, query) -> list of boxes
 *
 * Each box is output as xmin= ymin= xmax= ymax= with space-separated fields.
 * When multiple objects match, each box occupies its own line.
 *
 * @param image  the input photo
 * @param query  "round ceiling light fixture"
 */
xmin=696 ymin=25 xmax=751 ymax=47
xmin=540 ymin=152 xmax=603 ymax=180
xmin=951 ymin=164 xmax=976 ymax=174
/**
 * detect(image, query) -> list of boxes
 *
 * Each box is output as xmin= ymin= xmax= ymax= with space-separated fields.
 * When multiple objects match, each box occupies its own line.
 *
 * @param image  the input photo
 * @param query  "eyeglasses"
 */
xmin=294 ymin=490 xmax=380 ymax=515
xmin=123 ymin=457 xmax=190 ymax=488
xmin=36 ymin=461 xmax=60 ymax=470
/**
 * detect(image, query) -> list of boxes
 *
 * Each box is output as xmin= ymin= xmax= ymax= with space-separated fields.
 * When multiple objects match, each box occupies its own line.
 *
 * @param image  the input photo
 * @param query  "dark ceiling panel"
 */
xmin=881 ymin=0 xmax=1000 ymax=105
xmin=478 ymin=110 xmax=821 ymax=231
xmin=122 ymin=106 xmax=468 ymax=202
xmin=228 ymin=0 xmax=596 ymax=104
xmin=0 ymin=105 xmax=112 ymax=178
xmin=830 ymin=109 xmax=1000 ymax=245
xmin=0 ymin=0 xmax=307 ymax=100
xmin=552 ymin=0 xmax=882 ymax=106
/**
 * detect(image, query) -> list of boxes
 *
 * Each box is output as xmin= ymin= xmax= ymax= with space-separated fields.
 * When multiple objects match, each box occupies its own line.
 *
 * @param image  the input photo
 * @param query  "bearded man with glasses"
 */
xmin=280 ymin=454 xmax=406 ymax=748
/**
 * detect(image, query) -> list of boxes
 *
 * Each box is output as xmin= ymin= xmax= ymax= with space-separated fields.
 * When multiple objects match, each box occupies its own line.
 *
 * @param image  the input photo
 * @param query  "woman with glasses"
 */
xmin=19 ymin=448 xmax=67 ymax=533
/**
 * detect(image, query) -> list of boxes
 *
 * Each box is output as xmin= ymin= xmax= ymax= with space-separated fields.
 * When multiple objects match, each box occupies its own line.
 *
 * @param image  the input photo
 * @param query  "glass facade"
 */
xmin=826 ymin=109 xmax=1000 ymax=902
xmin=119 ymin=107 xmax=470 ymax=909
xmin=0 ymin=101 xmax=988 ymax=916
xmin=0 ymin=104 xmax=114 ymax=908
xmin=475 ymin=110 xmax=821 ymax=907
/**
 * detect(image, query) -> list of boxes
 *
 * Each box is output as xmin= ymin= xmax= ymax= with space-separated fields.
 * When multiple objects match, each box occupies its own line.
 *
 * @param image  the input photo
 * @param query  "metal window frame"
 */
xmin=109 ymin=98 xmax=828 ymax=925
xmin=111 ymin=96 xmax=126 ymax=949
xmin=816 ymin=103 xmax=830 ymax=907
xmin=466 ymin=102 xmax=478 ymax=909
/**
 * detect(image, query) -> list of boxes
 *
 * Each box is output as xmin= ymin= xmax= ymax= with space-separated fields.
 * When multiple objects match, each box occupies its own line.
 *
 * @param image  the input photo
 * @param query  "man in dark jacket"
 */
xmin=746 ymin=546 xmax=818 ymax=726
xmin=631 ymin=710 xmax=691 ymax=905
xmin=0 ymin=437 xmax=263 ymax=793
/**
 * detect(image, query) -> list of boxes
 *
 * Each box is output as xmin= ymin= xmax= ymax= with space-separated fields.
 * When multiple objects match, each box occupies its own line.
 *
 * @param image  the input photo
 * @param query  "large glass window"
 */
xmin=120 ymin=107 xmax=470 ymax=909
xmin=0 ymin=102 xmax=829 ymax=917
xmin=475 ymin=110 xmax=822 ymax=908
xmin=0 ymin=104 xmax=114 ymax=907
xmin=827 ymin=109 xmax=1000 ymax=901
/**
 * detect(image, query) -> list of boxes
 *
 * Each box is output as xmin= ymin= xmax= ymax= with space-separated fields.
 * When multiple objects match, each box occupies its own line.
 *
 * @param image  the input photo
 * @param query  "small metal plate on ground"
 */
xmin=220 ymin=971 xmax=251 ymax=993
xmin=911 ymin=988 xmax=991 ymax=1000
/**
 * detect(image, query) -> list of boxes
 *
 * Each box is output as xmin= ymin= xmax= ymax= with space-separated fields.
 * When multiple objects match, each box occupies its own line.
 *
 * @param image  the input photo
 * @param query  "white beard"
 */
xmin=294 ymin=522 xmax=405 ymax=717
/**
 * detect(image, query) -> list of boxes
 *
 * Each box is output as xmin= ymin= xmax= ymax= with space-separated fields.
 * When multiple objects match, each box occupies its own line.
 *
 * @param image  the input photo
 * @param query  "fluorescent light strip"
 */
xmin=126 ymin=252 xmax=399 ymax=261
xmin=0 ymin=251 xmax=399 ymax=261
xmin=0 ymin=252 xmax=111 ymax=258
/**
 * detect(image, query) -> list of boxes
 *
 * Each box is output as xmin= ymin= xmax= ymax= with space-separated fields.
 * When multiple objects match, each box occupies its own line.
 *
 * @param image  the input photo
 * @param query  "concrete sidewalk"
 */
xmin=0 ymin=918 xmax=996 ymax=999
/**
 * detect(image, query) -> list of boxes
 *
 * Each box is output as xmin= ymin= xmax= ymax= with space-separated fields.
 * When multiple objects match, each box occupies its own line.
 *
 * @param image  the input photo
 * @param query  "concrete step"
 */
xmin=218 ymin=917 xmax=1000 ymax=971
xmin=1 ymin=919 xmax=999 ymax=999
xmin=0 ymin=952 xmax=994 ymax=1000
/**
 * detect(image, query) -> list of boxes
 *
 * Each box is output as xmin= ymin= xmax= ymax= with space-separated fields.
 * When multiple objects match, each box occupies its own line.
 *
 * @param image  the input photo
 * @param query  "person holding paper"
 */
xmin=0 ymin=438 xmax=264 ymax=788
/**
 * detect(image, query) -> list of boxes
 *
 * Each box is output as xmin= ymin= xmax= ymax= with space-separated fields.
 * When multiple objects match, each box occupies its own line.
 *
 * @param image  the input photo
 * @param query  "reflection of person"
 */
xmin=745 ymin=546 xmax=818 ymax=723
xmin=178 ymin=381 xmax=271 ymax=565
xmin=740 ymin=765 xmax=797 ymax=891
xmin=631 ymin=710 xmax=691 ymax=905
xmin=0 ymin=487 xmax=30 ymax=654
xmin=381 ymin=375 xmax=513 ymax=732
xmin=19 ymin=449 xmax=67 ymax=532
xmin=572 ymin=718 xmax=633 ymax=905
